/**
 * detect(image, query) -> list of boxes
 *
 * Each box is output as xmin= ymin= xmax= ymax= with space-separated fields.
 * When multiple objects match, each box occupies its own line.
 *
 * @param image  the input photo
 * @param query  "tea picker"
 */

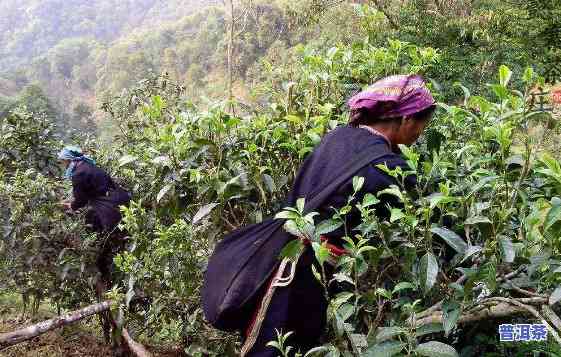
xmin=203 ymin=75 xmax=437 ymax=356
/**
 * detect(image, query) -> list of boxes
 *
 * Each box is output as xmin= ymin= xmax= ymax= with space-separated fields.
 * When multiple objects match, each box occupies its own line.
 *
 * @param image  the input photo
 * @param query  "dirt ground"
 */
xmin=0 ymin=295 xmax=184 ymax=357
xmin=0 ymin=315 xmax=113 ymax=357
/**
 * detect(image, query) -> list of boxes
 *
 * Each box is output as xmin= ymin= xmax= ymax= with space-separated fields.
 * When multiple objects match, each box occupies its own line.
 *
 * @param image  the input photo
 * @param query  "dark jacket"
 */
xmin=287 ymin=125 xmax=416 ymax=241
xmin=71 ymin=162 xmax=131 ymax=232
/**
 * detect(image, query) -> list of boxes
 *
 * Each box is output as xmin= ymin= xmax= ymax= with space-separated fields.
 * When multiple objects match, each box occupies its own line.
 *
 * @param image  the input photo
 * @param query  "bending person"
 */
xmin=241 ymin=74 xmax=436 ymax=356
xmin=57 ymin=146 xmax=131 ymax=292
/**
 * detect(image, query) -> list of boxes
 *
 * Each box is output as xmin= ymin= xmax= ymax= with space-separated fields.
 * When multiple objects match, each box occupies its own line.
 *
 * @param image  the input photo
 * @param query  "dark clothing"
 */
xmin=244 ymin=125 xmax=416 ymax=356
xmin=70 ymin=161 xmax=131 ymax=285
xmin=245 ymin=248 xmax=328 ymax=357
xmin=71 ymin=162 xmax=131 ymax=232
xmin=203 ymin=127 xmax=392 ymax=333
xmin=285 ymin=125 xmax=416 ymax=248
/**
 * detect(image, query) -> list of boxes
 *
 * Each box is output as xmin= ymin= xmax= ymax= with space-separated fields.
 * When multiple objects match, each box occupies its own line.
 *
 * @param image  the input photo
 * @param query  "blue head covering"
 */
xmin=57 ymin=145 xmax=96 ymax=179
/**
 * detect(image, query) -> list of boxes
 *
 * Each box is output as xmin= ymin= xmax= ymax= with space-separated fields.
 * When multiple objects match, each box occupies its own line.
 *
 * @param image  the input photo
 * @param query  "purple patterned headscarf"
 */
xmin=348 ymin=74 xmax=435 ymax=123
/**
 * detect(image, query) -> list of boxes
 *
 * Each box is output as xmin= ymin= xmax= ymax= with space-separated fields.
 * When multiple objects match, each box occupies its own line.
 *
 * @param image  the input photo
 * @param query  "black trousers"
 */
xmin=244 ymin=249 xmax=329 ymax=357
xmin=86 ymin=209 xmax=126 ymax=284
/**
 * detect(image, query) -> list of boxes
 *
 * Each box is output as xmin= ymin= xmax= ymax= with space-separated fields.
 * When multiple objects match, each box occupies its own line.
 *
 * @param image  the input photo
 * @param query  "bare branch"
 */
xmin=414 ymin=301 xmax=525 ymax=327
xmin=542 ymin=305 xmax=561 ymax=332
xmin=504 ymin=281 xmax=547 ymax=298
xmin=0 ymin=301 xmax=113 ymax=349
xmin=411 ymin=297 xmax=549 ymax=328
xmin=122 ymin=328 xmax=152 ymax=357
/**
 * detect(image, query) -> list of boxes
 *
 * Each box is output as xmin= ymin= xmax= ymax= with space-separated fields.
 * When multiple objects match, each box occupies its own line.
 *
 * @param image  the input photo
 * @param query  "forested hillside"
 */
xmin=1 ymin=0 xmax=559 ymax=135
xmin=1 ymin=1 xmax=561 ymax=356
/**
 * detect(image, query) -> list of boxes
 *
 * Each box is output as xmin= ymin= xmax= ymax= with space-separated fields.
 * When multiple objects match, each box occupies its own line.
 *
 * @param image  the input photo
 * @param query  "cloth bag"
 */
xmin=202 ymin=142 xmax=389 ymax=331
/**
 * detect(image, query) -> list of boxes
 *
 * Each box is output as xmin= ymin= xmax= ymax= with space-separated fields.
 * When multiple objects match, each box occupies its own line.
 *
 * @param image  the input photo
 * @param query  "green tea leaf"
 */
xmin=280 ymin=239 xmax=305 ymax=260
xmin=467 ymin=176 xmax=499 ymax=198
xmin=332 ymin=273 xmax=355 ymax=286
xmin=375 ymin=288 xmax=392 ymax=300
xmin=420 ymin=252 xmax=439 ymax=294
xmin=312 ymin=241 xmax=331 ymax=266
xmin=118 ymin=154 xmax=136 ymax=167
xmin=464 ymin=216 xmax=491 ymax=225
xmin=523 ymin=66 xmax=534 ymax=83
xmin=415 ymin=323 xmax=444 ymax=337
xmin=461 ymin=245 xmax=482 ymax=263
xmin=377 ymin=185 xmax=404 ymax=202
xmin=375 ymin=326 xmax=406 ymax=343
xmin=156 ymin=183 xmax=173 ymax=203
xmin=499 ymin=237 xmax=515 ymax=263
xmin=296 ymin=197 xmax=305 ymax=213
xmin=442 ymin=300 xmax=460 ymax=337
xmin=353 ymin=176 xmax=365 ymax=193
xmin=362 ymin=193 xmax=380 ymax=207
xmin=431 ymin=227 xmax=467 ymax=254
xmin=316 ymin=219 xmax=343 ymax=235
xmin=338 ymin=303 xmax=354 ymax=321
xmin=364 ymin=341 xmax=406 ymax=357
xmin=262 ymin=173 xmax=276 ymax=193
xmin=392 ymin=282 xmax=415 ymax=295
xmin=192 ymin=202 xmax=219 ymax=224
xmin=390 ymin=208 xmax=406 ymax=223
xmin=304 ymin=346 xmax=330 ymax=356
xmin=283 ymin=220 xmax=302 ymax=237
xmin=545 ymin=204 xmax=561 ymax=231
xmin=275 ymin=211 xmax=300 ymax=220
xmin=415 ymin=341 xmax=458 ymax=357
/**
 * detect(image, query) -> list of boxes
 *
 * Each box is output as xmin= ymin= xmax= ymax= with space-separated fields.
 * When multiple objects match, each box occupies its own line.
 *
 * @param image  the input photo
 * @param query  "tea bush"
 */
xmin=1 ymin=38 xmax=561 ymax=356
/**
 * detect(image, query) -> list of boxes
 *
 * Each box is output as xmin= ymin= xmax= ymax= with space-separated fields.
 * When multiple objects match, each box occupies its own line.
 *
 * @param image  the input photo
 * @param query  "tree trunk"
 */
xmin=121 ymin=327 xmax=151 ymax=357
xmin=0 ymin=301 xmax=113 ymax=349
xmin=0 ymin=301 xmax=152 ymax=357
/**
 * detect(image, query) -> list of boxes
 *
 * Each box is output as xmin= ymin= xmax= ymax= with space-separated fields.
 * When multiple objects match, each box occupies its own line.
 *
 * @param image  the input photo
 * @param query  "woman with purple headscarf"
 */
xmin=203 ymin=74 xmax=436 ymax=356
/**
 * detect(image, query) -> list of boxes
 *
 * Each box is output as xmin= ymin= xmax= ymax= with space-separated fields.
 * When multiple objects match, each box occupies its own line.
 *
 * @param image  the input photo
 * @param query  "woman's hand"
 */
xmin=60 ymin=200 xmax=72 ymax=211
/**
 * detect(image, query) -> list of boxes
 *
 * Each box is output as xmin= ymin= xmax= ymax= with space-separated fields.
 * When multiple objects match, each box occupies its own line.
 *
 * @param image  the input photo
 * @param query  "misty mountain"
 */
xmin=0 ymin=0 xmax=218 ymax=71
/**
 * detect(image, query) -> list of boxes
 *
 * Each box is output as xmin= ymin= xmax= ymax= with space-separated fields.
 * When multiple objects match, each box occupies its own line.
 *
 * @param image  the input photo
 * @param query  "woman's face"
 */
xmin=394 ymin=117 xmax=430 ymax=146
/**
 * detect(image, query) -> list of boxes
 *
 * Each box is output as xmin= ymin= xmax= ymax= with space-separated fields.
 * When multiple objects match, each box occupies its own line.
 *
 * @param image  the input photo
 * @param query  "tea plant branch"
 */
xmin=122 ymin=327 xmax=152 ymax=357
xmin=369 ymin=298 xmax=388 ymax=334
xmin=0 ymin=300 xmax=114 ymax=349
xmin=504 ymin=281 xmax=547 ymax=298
xmin=411 ymin=298 xmax=537 ymax=327
xmin=411 ymin=301 xmax=442 ymax=323
xmin=472 ymin=265 xmax=526 ymax=293
xmin=221 ymin=214 xmax=238 ymax=230
xmin=105 ymin=306 xmax=153 ymax=357
xmin=411 ymin=296 xmax=561 ymax=343
xmin=501 ymin=265 xmax=526 ymax=281
xmin=542 ymin=305 xmax=561 ymax=332
xmin=227 ymin=201 xmax=242 ymax=227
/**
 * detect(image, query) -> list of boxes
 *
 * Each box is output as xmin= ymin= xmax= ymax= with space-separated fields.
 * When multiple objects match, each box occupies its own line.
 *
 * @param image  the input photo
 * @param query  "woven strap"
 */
xmin=240 ymin=254 xmax=301 ymax=357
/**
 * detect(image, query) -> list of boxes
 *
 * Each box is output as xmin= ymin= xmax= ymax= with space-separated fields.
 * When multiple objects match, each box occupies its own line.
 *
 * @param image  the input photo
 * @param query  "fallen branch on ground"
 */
xmin=122 ymin=327 xmax=152 ymax=357
xmin=0 ymin=300 xmax=152 ymax=357
xmin=0 ymin=300 xmax=113 ymax=349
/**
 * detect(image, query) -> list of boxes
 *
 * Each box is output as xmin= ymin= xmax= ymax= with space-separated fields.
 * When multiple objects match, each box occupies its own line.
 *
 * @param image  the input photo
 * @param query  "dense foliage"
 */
xmin=4 ymin=31 xmax=561 ymax=356
xmin=2 ymin=1 xmax=561 ymax=356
